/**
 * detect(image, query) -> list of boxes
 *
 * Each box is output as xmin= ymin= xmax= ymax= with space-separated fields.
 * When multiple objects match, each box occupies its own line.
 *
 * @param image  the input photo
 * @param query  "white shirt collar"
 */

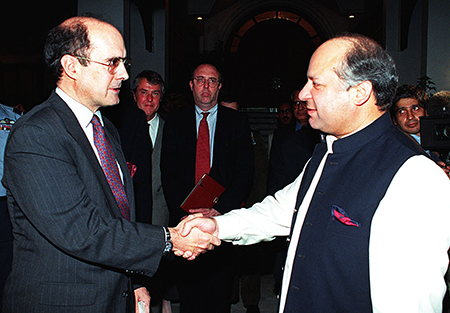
xmin=195 ymin=103 xmax=218 ymax=116
xmin=55 ymin=87 xmax=104 ymax=128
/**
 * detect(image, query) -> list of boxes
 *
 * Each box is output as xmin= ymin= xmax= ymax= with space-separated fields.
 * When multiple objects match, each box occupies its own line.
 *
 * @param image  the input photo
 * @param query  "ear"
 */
xmin=189 ymin=80 xmax=194 ymax=91
xmin=353 ymin=80 xmax=373 ymax=106
xmin=60 ymin=54 xmax=79 ymax=80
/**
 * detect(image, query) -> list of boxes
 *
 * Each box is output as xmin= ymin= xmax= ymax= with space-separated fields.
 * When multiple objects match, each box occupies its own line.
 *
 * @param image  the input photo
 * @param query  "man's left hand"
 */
xmin=134 ymin=287 xmax=150 ymax=313
xmin=189 ymin=208 xmax=221 ymax=218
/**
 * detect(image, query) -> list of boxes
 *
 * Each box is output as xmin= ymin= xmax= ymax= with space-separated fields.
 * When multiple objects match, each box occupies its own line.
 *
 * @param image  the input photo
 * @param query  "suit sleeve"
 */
xmin=3 ymin=119 xmax=164 ymax=277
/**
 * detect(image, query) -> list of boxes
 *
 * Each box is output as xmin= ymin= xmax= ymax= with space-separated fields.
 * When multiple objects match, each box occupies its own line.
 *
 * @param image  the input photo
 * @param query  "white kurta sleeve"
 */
xmin=370 ymin=155 xmax=450 ymax=313
xmin=215 ymin=170 xmax=305 ymax=245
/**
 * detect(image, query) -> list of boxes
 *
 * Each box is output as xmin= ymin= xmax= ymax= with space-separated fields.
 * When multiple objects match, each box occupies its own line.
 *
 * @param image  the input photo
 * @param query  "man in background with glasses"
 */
xmin=2 ymin=16 xmax=218 ymax=313
xmin=161 ymin=63 xmax=254 ymax=313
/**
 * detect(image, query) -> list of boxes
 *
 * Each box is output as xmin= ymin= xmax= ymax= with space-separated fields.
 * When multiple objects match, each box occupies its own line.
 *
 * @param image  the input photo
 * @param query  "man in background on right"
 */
xmin=390 ymin=84 xmax=450 ymax=175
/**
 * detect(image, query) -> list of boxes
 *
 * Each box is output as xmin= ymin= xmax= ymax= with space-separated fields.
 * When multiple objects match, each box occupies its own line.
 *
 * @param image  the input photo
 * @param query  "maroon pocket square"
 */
xmin=127 ymin=162 xmax=137 ymax=178
xmin=331 ymin=205 xmax=360 ymax=227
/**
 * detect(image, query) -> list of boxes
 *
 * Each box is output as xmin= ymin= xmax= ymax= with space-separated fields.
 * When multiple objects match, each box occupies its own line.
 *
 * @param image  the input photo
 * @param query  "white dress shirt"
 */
xmin=55 ymin=87 xmax=124 ymax=180
xmin=148 ymin=113 xmax=160 ymax=148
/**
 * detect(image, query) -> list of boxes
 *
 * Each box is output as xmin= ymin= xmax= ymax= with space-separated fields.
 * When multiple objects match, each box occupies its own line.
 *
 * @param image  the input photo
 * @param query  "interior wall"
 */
xmin=386 ymin=0 xmax=450 ymax=92
xmin=385 ymin=0 xmax=426 ymax=87
xmin=77 ymin=0 xmax=167 ymax=88
xmin=427 ymin=0 xmax=450 ymax=92
xmin=129 ymin=3 xmax=166 ymax=84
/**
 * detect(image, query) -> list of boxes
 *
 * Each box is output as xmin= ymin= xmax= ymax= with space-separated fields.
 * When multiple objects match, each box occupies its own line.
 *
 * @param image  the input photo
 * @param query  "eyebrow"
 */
xmin=396 ymin=103 xmax=422 ymax=110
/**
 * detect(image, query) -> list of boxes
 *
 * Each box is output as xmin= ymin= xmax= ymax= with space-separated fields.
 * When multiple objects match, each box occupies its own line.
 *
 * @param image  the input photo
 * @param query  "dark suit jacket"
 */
xmin=104 ymin=104 xmax=153 ymax=224
xmin=268 ymin=125 xmax=321 ymax=195
xmin=2 ymin=92 xmax=165 ymax=312
xmin=161 ymin=104 xmax=254 ymax=226
xmin=151 ymin=117 xmax=169 ymax=226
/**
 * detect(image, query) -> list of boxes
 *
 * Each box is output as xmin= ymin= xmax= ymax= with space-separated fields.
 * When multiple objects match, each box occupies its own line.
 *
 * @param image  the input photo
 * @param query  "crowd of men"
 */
xmin=1 ymin=15 xmax=450 ymax=313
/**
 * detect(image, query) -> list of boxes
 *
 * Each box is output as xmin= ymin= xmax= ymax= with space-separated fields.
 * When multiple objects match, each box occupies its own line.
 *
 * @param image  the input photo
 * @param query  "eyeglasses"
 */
xmin=75 ymin=56 xmax=131 ymax=74
xmin=192 ymin=76 xmax=220 ymax=87
xmin=292 ymin=101 xmax=307 ymax=109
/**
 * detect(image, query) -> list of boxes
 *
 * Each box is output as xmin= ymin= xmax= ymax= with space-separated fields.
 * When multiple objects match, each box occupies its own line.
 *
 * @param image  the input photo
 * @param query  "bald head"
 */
xmin=44 ymin=16 xmax=124 ymax=81
xmin=298 ymin=34 xmax=398 ymax=138
xmin=44 ymin=16 xmax=129 ymax=112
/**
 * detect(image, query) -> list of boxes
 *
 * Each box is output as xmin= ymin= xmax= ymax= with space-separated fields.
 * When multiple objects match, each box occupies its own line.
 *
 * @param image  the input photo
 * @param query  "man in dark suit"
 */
xmin=103 ymin=99 xmax=153 ymax=225
xmin=132 ymin=70 xmax=169 ymax=227
xmin=268 ymin=92 xmax=321 ymax=195
xmin=161 ymin=63 xmax=254 ymax=313
xmin=1 ymin=16 xmax=218 ymax=313
xmin=132 ymin=70 xmax=172 ymax=313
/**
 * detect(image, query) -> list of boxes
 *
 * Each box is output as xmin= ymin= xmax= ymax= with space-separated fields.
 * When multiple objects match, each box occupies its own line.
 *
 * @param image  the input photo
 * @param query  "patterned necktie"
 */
xmin=91 ymin=115 xmax=130 ymax=221
xmin=195 ymin=112 xmax=210 ymax=183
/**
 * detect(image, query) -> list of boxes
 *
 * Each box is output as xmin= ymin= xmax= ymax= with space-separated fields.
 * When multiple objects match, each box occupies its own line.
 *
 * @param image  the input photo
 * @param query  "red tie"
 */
xmin=195 ymin=112 xmax=210 ymax=183
xmin=91 ymin=115 xmax=130 ymax=221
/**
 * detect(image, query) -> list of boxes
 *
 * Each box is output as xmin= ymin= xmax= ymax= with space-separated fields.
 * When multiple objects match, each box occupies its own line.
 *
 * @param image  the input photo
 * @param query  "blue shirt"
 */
xmin=0 ymin=104 xmax=22 ymax=196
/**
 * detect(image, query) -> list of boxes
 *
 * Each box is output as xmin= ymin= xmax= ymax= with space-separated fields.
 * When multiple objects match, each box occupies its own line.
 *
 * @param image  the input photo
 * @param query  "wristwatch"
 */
xmin=162 ymin=227 xmax=173 ymax=255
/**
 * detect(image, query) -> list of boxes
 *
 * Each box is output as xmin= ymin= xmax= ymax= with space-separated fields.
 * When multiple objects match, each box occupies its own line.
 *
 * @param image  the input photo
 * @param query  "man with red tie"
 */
xmin=161 ymin=63 xmax=254 ymax=313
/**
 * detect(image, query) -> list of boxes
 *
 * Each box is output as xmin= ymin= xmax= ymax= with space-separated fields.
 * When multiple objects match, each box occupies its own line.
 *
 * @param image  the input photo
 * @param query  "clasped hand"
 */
xmin=169 ymin=213 xmax=220 ymax=260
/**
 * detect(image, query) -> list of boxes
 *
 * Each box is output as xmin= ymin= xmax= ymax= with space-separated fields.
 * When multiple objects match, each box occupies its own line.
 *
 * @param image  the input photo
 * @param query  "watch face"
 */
xmin=164 ymin=241 xmax=173 ymax=253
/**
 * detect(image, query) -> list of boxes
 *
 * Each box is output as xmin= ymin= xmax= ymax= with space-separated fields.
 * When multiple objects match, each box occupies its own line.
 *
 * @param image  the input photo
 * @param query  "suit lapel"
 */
xmin=211 ymin=105 xmax=227 ymax=173
xmin=154 ymin=118 xmax=164 ymax=154
xmin=49 ymin=92 xmax=126 ymax=220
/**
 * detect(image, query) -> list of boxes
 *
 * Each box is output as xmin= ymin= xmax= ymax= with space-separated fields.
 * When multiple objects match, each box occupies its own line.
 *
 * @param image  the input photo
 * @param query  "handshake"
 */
xmin=168 ymin=213 xmax=221 ymax=260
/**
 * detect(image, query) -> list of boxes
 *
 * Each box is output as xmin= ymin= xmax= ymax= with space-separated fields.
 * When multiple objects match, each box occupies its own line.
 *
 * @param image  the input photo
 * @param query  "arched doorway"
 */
xmin=222 ymin=10 xmax=324 ymax=108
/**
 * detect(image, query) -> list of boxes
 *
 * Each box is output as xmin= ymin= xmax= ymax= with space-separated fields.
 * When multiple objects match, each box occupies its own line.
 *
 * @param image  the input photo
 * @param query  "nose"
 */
xmin=116 ymin=62 xmax=129 ymax=81
xmin=298 ymin=80 xmax=312 ymax=102
xmin=147 ymin=93 xmax=154 ymax=102
xmin=406 ymin=109 xmax=414 ymax=120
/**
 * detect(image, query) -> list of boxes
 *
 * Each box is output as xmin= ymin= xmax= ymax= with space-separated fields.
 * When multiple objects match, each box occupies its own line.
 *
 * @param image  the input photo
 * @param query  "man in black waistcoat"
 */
xmin=179 ymin=33 xmax=450 ymax=312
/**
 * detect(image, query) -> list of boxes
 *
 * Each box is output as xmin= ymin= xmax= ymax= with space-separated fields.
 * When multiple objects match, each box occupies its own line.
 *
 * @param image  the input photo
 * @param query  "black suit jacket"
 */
xmin=104 ymin=104 xmax=153 ymax=224
xmin=161 ymin=104 xmax=254 ymax=226
xmin=268 ymin=125 xmax=321 ymax=195
xmin=2 ymin=92 xmax=165 ymax=312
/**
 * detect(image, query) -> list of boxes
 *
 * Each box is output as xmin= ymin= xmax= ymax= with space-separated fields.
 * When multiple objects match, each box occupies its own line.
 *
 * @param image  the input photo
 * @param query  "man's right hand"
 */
xmin=180 ymin=215 xmax=219 ymax=238
xmin=169 ymin=214 xmax=220 ymax=260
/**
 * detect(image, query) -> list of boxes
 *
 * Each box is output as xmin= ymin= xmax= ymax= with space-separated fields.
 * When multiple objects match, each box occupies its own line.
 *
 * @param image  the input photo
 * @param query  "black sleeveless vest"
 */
xmin=283 ymin=113 xmax=426 ymax=312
